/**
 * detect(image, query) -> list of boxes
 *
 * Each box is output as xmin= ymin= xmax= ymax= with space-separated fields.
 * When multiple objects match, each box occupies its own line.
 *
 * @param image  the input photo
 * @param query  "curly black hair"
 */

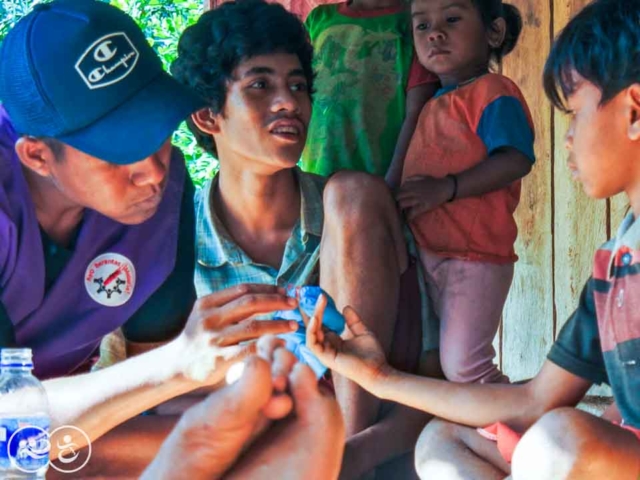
xmin=171 ymin=0 xmax=314 ymax=157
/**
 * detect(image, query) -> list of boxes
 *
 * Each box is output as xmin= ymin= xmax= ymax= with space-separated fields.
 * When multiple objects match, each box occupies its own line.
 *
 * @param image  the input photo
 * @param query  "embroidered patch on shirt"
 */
xmin=84 ymin=253 xmax=136 ymax=307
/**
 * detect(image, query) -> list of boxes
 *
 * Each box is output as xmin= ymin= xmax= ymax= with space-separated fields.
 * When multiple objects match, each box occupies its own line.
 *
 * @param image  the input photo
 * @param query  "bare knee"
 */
xmin=324 ymin=171 xmax=393 ymax=222
xmin=512 ymin=408 xmax=586 ymax=480
xmin=323 ymin=172 xmax=405 ymax=265
xmin=415 ymin=418 xmax=461 ymax=478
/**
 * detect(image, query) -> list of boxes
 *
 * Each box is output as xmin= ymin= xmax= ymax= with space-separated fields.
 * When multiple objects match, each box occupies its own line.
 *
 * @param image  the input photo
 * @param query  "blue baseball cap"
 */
xmin=0 ymin=0 xmax=205 ymax=165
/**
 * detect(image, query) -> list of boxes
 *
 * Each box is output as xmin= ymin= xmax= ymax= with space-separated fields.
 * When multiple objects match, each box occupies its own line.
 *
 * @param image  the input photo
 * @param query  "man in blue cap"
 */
xmin=0 ymin=0 xmax=301 ymax=455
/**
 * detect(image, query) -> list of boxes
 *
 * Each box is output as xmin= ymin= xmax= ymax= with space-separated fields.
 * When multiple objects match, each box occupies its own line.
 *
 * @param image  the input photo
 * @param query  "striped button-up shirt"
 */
xmin=194 ymin=168 xmax=328 ymax=375
xmin=549 ymin=212 xmax=640 ymax=429
xmin=194 ymin=168 xmax=325 ymax=298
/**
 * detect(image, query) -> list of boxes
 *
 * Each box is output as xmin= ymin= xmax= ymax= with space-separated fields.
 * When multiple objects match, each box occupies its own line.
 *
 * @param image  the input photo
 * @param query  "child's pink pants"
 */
xmin=418 ymin=248 xmax=513 ymax=384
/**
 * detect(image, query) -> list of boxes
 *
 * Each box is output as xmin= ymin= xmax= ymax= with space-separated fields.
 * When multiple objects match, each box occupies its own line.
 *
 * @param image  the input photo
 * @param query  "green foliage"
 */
xmin=0 ymin=0 xmax=218 ymax=187
xmin=0 ymin=0 xmax=50 ymax=39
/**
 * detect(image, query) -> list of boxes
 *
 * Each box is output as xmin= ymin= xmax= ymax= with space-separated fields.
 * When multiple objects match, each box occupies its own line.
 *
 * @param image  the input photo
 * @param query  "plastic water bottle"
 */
xmin=0 ymin=349 xmax=50 ymax=479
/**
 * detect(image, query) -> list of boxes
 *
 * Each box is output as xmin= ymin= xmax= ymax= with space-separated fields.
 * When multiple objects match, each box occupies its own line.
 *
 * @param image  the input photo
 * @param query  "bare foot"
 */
xmin=141 ymin=355 xmax=292 ymax=480
xmin=227 ymin=348 xmax=345 ymax=480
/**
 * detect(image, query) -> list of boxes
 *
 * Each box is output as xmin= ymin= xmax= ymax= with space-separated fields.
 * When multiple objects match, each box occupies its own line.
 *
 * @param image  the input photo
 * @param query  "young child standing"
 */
xmin=305 ymin=2 xmax=640 ymax=477
xmin=394 ymin=0 xmax=535 ymax=384
xmin=301 ymin=0 xmax=439 ymax=177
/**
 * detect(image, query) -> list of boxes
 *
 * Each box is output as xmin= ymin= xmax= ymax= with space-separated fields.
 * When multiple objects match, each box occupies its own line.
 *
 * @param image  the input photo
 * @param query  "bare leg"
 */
xmin=512 ymin=407 xmax=640 ymax=480
xmin=226 ymin=363 xmax=345 ymax=480
xmin=320 ymin=171 xmax=407 ymax=436
xmin=352 ymin=262 xmax=437 ymax=477
xmin=47 ymin=415 xmax=178 ymax=478
xmin=141 ymin=356 xmax=292 ymax=480
xmin=342 ymin=402 xmax=430 ymax=480
xmin=376 ymin=452 xmax=419 ymax=480
xmin=415 ymin=418 xmax=510 ymax=480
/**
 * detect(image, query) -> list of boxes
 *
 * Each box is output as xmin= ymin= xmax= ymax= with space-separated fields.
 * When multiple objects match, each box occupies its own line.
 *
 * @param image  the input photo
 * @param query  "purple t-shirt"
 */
xmin=0 ymin=105 xmax=187 ymax=378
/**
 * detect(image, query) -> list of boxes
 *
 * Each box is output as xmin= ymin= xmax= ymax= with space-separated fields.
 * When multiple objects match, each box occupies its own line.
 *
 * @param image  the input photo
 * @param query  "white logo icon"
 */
xmin=50 ymin=426 xmax=92 ymax=474
xmin=93 ymin=40 xmax=117 ymax=62
xmin=7 ymin=425 xmax=91 ymax=474
xmin=85 ymin=253 xmax=136 ymax=307
xmin=75 ymin=32 xmax=139 ymax=89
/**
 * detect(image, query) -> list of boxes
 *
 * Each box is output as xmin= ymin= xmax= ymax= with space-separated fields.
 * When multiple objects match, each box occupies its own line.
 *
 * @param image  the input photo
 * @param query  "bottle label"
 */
xmin=0 ymin=416 xmax=50 ymax=473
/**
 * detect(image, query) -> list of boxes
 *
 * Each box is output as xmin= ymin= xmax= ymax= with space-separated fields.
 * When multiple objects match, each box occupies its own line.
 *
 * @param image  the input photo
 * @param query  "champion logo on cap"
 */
xmin=84 ymin=253 xmax=136 ymax=307
xmin=75 ymin=32 xmax=139 ymax=90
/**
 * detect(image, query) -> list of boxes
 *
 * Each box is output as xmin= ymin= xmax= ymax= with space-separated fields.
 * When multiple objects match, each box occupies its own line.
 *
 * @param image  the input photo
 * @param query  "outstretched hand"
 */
xmin=304 ymin=295 xmax=388 ymax=393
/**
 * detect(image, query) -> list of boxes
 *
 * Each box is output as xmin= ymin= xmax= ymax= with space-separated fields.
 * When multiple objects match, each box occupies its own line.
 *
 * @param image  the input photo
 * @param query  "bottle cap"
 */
xmin=1 ymin=348 xmax=34 ymax=368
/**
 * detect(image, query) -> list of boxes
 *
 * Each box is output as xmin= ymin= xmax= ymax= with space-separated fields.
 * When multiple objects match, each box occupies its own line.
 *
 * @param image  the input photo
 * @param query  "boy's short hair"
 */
xmin=543 ymin=0 xmax=640 ymax=112
xmin=171 ymin=0 xmax=315 ymax=157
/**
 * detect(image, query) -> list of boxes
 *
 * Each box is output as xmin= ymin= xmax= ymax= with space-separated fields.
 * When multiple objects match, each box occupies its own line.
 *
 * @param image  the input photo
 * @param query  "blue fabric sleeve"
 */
xmin=476 ymin=96 xmax=535 ymax=163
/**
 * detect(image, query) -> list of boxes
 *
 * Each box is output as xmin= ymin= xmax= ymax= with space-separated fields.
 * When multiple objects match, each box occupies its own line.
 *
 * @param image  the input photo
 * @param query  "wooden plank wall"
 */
xmin=494 ymin=0 xmax=615 ymax=391
xmin=205 ymin=0 xmax=618 ymax=390
xmin=501 ymin=0 xmax=554 ymax=381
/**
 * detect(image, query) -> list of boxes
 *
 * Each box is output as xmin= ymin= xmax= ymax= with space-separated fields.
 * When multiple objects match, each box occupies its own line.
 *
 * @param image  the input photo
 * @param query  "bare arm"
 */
xmin=45 ymin=284 xmax=299 ymax=455
xmin=374 ymin=361 xmax=591 ymax=431
xmin=385 ymin=83 xmax=438 ymax=190
xmin=307 ymin=301 xmax=591 ymax=432
xmin=454 ymin=147 xmax=532 ymax=199
xmin=341 ymin=402 xmax=430 ymax=479
xmin=397 ymin=148 xmax=533 ymax=220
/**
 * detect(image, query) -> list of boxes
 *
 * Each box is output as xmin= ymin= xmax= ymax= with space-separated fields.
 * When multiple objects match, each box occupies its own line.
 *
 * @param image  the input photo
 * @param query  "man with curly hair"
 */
xmin=170 ymin=1 xmax=437 ymax=477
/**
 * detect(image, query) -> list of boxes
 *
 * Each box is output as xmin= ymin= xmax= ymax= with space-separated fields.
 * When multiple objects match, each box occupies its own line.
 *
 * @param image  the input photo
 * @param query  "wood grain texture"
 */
xmin=553 ymin=0 xmax=606 ymax=335
xmin=500 ymin=0 xmax=554 ymax=381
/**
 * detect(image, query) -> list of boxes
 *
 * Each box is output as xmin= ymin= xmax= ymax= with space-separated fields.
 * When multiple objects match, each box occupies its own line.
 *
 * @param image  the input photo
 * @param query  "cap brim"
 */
xmin=58 ymin=72 xmax=205 ymax=165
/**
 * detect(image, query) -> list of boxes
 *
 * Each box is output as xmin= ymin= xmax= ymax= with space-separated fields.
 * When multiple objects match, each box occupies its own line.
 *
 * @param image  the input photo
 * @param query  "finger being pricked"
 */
xmin=257 ymin=334 xmax=287 ymax=360
xmin=298 ymin=292 xmax=328 ymax=329
xmin=254 ymin=336 xmax=298 ymax=419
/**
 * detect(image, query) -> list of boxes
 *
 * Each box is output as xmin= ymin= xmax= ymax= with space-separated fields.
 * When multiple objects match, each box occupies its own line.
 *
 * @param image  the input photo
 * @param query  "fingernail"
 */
xmin=287 ymin=297 xmax=297 ymax=306
xmin=289 ymin=321 xmax=298 ymax=330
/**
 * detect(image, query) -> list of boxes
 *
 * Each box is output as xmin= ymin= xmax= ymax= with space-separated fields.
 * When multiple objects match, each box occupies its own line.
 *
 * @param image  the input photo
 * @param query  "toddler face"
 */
xmin=411 ymin=0 xmax=491 ymax=85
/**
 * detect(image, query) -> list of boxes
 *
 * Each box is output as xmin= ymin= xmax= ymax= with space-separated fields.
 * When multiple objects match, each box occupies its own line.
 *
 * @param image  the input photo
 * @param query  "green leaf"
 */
xmin=0 ymin=0 xmax=218 ymax=185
